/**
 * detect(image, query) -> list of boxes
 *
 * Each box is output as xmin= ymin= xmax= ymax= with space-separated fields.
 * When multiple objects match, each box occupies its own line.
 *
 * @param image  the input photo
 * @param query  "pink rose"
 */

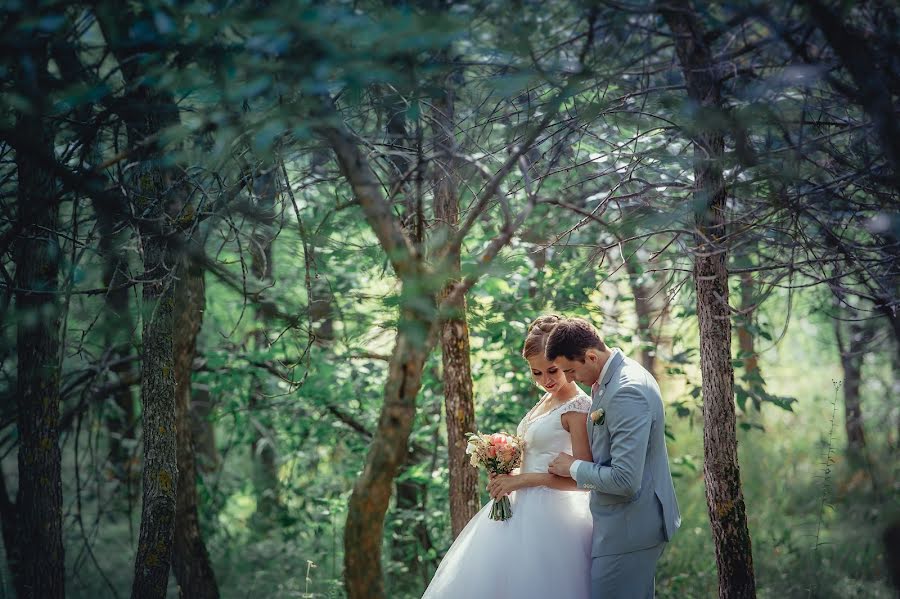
xmin=487 ymin=445 xmax=497 ymax=458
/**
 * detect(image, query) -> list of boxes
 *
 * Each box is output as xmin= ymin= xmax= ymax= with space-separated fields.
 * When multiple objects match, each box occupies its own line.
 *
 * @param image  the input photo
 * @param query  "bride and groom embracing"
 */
xmin=422 ymin=315 xmax=681 ymax=599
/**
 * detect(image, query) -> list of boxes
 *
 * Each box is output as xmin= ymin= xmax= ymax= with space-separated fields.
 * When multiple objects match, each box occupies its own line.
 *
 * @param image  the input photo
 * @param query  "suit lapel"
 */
xmin=589 ymin=352 xmax=626 ymax=443
xmin=593 ymin=351 xmax=625 ymax=407
xmin=601 ymin=351 xmax=625 ymax=388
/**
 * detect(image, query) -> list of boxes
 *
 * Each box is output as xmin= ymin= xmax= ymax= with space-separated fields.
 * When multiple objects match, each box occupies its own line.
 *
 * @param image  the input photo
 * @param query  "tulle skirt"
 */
xmin=422 ymin=485 xmax=593 ymax=598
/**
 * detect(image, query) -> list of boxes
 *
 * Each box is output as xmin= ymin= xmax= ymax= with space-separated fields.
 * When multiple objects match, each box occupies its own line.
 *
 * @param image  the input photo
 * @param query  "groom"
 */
xmin=546 ymin=317 xmax=680 ymax=599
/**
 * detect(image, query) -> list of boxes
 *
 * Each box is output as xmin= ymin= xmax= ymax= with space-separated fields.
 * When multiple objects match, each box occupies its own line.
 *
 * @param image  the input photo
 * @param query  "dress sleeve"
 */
xmin=559 ymin=395 xmax=592 ymax=416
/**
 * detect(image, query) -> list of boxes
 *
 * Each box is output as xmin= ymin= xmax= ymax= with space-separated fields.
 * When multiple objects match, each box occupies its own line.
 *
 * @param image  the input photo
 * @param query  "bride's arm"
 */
xmin=487 ymin=411 xmax=592 ymax=497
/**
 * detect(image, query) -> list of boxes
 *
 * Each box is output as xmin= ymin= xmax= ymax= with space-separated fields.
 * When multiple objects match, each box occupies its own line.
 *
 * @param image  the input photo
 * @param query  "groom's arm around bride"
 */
xmin=544 ymin=317 xmax=681 ymax=599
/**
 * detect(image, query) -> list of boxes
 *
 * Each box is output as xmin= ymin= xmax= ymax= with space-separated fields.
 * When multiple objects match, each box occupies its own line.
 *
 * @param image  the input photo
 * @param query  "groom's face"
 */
xmin=553 ymin=355 xmax=592 ymax=385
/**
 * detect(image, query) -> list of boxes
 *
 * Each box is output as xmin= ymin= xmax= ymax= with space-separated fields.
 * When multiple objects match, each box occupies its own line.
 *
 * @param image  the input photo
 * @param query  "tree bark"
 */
xmin=379 ymin=87 xmax=441 ymax=566
xmin=12 ymin=26 xmax=65 ymax=599
xmin=0 ymin=468 xmax=21 ymax=593
xmin=318 ymin=116 xmax=437 ymax=599
xmin=431 ymin=79 xmax=480 ymax=538
xmin=343 ymin=304 xmax=435 ymax=599
xmin=172 ymin=259 xmax=219 ymax=598
xmin=190 ymin=385 xmax=221 ymax=473
xmin=96 ymin=7 xmax=182 ymax=597
xmin=658 ymin=2 xmax=757 ymax=597
xmin=736 ymin=270 xmax=759 ymax=380
xmin=249 ymin=167 xmax=281 ymax=520
xmin=131 ymin=153 xmax=179 ymax=599
xmin=623 ymin=253 xmax=662 ymax=377
xmin=833 ymin=316 xmax=867 ymax=458
xmin=893 ymin=347 xmax=900 ymax=453
xmin=320 ymin=77 xmax=544 ymax=595
xmin=392 ymin=455 xmax=435 ymax=585
xmin=97 ymin=203 xmax=138 ymax=483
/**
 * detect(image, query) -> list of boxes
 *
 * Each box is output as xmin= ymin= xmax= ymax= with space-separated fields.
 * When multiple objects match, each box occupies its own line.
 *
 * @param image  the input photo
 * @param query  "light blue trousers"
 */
xmin=590 ymin=543 xmax=666 ymax=599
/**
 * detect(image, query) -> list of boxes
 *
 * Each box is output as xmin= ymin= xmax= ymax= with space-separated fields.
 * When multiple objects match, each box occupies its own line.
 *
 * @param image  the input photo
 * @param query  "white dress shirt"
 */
xmin=568 ymin=349 xmax=620 ymax=480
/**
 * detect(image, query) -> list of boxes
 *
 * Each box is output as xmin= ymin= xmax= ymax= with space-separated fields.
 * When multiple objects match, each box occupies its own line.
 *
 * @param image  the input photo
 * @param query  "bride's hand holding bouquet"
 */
xmin=465 ymin=432 xmax=524 ymax=521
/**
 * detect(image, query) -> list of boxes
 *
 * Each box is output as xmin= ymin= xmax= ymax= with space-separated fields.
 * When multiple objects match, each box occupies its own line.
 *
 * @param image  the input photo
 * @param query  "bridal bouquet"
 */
xmin=465 ymin=431 xmax=525 ymax=521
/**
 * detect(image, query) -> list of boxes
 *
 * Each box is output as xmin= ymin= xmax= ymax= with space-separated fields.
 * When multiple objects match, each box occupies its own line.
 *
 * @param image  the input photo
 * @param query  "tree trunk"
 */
xmin=392 ymin=459 xmax=435 ymax=585
xmin=431 ymin=79 xmax=480 ymax=538
xmin=834 ymin=318 xmax=867 ymax=458
xmin=0 ymin=468 xmax=21 ymax=593
xmin=98 ymin=208 xmax=138 ymax=483
xmin=736 ymin=270 xmax=759 ymax=380
xmin=172 ymin=259 xmax=219 ymax=598
xmin=528 ymin=246 xmax=547 ymax=298
xmin=96 ymin=8 xmax=182 ymax=596
xmin=131 ymin=162 xmax=179 ymax=599
xmin=343 ymin=304 xmax=435 ymax=599
xmin=658 ymin=2 xmax=757 ymax=597
xmin=190 ymin=385 xmax=221 ymax=473
xmin=249 ymin=167 xmax=282 ymax=521
xmin=894 ymin=347 xmax=900 ymax=453
xmin=374 ymin=84 xmax=441 ymax=568
xmin=382 ymin=90 xmax=439 ymax=565
xmin=0 ymin=468 xmax=23 ymax=593
xmin=320 ymin=97 xmax=534 ymax=597
xmin=623 ymin=253 xmax=661 ymax=377
xmin=12 ymin=29 xmax=65 ymax=599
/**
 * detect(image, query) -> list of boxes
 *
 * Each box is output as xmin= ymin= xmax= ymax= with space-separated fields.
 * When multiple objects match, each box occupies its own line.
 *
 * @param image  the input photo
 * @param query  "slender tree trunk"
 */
xmin=309 ymin=277 xmax=335 ymax=343
xmin=98 ymin=212 xmax=138 ymax=482
xmin=623 ymin=253 xmax=660 ymax=377
xmin=96 ymin=8 xmax=182 ymax=596
xmin=0 ymin=469 xmax=21 ymax=593
xmin=893 ymin=347 xmax=900 ymax=453
xmin=876 ymin=300 xmax=900 ymax=361
xmin=834 ymin=317 xmax=867 ymax=457
xmin=322 ymin=119 xmax=441 ymax=598
xmin=321 ymin=94 xmax=536 ymax=597
xmin=659 ymin=2 xmax=757 ymax=597
xmin=431 ymin=78 xmax=479 ymax=538
xmin=190 ymin=385 xmax=221 ymax=473
xmin=343 ymin=303 xmax=435 ymax=599
xmin=131 ymin=160 xmax=179 ymax=599
xmin=172 ymin=259 xmax=219 ymax=597
xmin=528 ymin=246 xmax=547 ymax=298
xmin=12 ymin=28 xmax=65 ymax=599
xmin=736 ymin=270 xmax=759 ymax=379
xmin=249 ymin=167 xmax=281 ymax=520
xmin=392 ymin=457 xmax=435 ymax=581
xmin=379 ymin=88 xmax=439 ymax=564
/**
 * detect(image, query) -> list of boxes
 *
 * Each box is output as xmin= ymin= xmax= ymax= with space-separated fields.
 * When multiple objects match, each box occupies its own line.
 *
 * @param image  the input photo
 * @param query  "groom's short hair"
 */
xmin=545 ymin=318 xmax=607 ymax=361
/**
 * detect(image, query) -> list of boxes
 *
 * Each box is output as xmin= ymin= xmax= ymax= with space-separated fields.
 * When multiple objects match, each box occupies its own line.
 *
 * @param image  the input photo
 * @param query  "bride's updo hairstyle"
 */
xmin=522 ymin=314 xmax=563 ymax=359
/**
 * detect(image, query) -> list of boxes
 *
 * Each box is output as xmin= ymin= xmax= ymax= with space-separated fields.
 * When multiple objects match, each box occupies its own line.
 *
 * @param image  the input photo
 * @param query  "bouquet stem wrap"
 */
xmin=489 ymin=493 xmax=513 ymax=521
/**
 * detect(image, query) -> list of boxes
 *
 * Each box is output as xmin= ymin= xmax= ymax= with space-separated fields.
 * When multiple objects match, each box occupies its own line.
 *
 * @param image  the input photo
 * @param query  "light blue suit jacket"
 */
xmin=574 ymin=351 xmax=681 ymax=557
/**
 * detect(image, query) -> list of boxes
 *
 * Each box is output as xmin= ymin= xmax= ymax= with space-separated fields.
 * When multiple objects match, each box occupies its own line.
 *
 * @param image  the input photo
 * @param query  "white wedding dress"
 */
xmin=422 ymin=393 xmax=594 ymax=598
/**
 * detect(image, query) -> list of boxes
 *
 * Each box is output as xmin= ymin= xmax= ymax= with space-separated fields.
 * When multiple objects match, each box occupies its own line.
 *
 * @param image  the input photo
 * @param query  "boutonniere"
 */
xmin=590 ymin=408 xmax=605 ymax=426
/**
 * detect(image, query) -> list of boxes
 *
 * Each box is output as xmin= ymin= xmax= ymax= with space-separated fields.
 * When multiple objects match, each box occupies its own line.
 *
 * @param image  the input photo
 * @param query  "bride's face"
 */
xmin=527 ymin=355 xmax=568 ymax=396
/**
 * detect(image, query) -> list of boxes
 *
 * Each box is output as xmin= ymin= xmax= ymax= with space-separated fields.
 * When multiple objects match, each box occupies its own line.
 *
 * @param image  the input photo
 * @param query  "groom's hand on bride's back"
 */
xmin=548 ymin=452 xmax=575 ymax=477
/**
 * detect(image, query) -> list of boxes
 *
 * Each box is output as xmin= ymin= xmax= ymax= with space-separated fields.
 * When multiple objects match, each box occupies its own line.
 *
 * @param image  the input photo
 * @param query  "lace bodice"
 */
xmin=516 ymin=393 xmax=592 ymax=475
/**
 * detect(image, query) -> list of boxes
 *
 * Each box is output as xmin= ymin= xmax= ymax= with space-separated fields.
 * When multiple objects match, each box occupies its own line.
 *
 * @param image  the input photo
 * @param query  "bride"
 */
xmin=422 ymin=315 xmax=594 ymax=598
